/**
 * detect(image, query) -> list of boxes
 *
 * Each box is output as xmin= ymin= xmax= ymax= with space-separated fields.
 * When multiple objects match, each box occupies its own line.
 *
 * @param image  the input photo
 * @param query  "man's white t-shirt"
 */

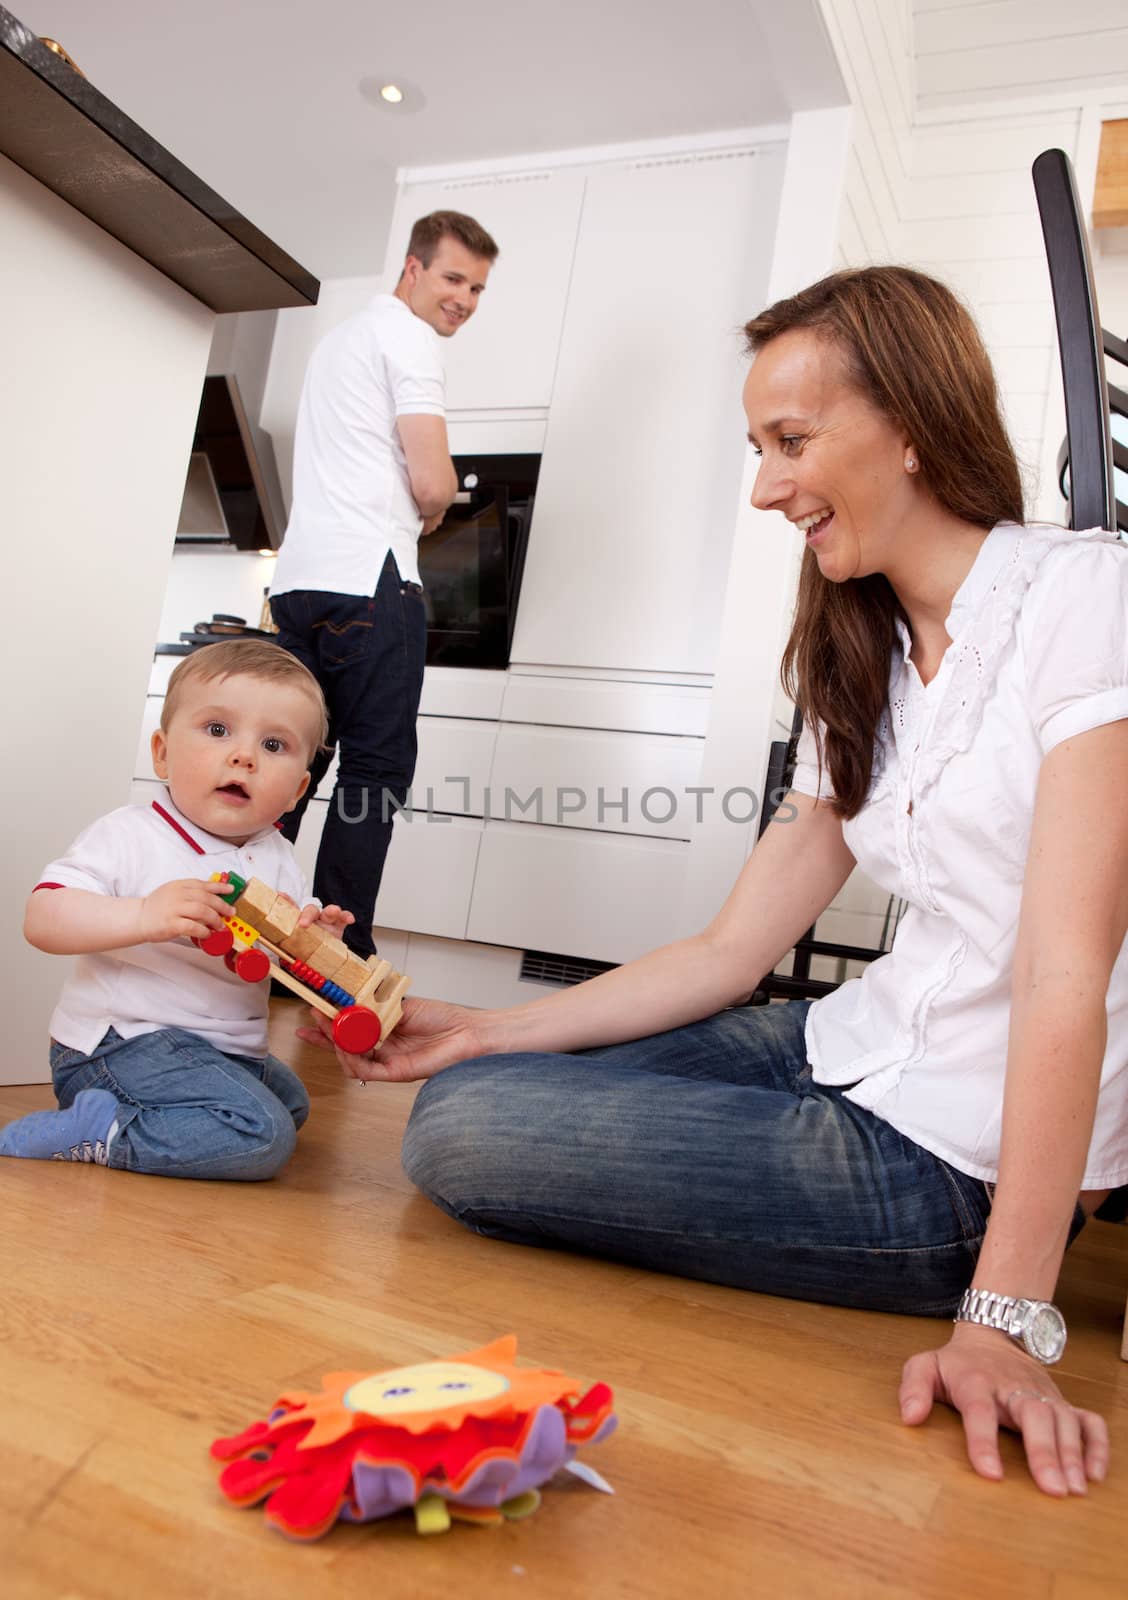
xmin=270 ymin=294 xmax=445 ymax=597
xmin=37 ymin=792 xmax=310 ymax=1059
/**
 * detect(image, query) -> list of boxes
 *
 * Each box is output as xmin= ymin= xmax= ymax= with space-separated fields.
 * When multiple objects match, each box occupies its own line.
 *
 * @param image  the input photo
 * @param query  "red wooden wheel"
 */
xmin=333 ymin=1006 xmax=382 ymax=1054
xmin=234 ymin=947 xmax=271 ymax=984
xmin=195 ymin=927 xmax=233 ymax=956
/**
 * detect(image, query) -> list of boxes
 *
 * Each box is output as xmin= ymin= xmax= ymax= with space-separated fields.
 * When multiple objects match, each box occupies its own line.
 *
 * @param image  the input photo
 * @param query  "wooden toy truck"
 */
xmin=192 ymin=871 xmax=409 ymax=1054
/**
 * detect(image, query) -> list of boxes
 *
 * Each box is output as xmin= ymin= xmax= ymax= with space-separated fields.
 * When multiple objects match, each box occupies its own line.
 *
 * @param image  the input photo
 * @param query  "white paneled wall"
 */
xmin=915 ymin=0 xmax=1128 ymax=111
xmin=903 ymin=108 xmax=1080 ymax=518
xmin=818 ymin=0 xmax=916 ymax=265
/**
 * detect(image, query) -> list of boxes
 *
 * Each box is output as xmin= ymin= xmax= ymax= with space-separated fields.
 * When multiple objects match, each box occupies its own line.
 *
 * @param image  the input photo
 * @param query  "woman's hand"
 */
xmin=899 ymin=1323 xmax=1109 ymax=1495
xmin=297 ymin=901 xmax=354 ymax=938
xmin=296 ymin=995 xmax=493 ymax=1083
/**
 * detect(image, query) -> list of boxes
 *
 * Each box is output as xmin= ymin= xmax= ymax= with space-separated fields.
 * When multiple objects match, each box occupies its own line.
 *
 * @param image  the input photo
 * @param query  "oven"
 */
xmin=417 ymin=453 xmax=540 ymax=670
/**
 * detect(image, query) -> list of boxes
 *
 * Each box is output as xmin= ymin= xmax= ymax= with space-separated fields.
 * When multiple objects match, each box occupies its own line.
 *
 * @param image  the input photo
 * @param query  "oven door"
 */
xmin=418 ymin=486 xmax=511 ymax=669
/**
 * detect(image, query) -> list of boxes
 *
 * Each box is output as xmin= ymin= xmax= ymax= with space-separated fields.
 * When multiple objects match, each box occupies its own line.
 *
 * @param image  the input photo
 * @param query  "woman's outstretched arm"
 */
xmin=300 ymin=788 xmax=856 ymax=1080
xmin=900 ymin=718 xmax=1128 ymax=1495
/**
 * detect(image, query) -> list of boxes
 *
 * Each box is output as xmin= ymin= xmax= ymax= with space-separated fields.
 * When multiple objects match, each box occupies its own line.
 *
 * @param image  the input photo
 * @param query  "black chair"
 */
xmin=1034 ymin=147 xmax=1118 ymax=536
xmin=748 ymin=708 xmax=892 ymax=1005
xmin=1056 ymin=325 xmax=1128 ymax=534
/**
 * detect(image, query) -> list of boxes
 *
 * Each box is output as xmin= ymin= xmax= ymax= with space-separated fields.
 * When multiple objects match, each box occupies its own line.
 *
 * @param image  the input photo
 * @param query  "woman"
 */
xmin=302 ymin=267 xmax=1128 ymax=1497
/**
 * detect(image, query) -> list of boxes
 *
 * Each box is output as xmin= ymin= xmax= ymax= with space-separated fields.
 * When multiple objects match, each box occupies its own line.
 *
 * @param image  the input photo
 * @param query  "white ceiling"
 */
xmin=17 ymin=0 xmax=845 ymax=279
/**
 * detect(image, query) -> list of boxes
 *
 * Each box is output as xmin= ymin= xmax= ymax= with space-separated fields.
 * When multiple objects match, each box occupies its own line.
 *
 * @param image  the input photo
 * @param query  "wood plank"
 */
xmin=0 ymin=1001 xmax=1124 ymax=1597
xmin=0 ymin=10 xmax=317 ymax=313
xmin=1094 ymin=118 xmax=1128 ymax=230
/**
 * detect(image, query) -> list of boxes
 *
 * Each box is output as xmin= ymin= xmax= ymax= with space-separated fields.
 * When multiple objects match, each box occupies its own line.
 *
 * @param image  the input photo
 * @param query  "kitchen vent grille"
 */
xmin=519 ymin=948 xmax=619 ymax=987
xmin=439 ymin=171 xmax=554 ymax=191
xmin=630 ymin=148 xmax=760 ymax=171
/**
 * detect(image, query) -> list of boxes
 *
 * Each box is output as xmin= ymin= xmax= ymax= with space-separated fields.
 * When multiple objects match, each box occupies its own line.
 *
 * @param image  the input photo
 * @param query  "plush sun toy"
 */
xmin=210 ymin=1335 xmax=617 ymax=1539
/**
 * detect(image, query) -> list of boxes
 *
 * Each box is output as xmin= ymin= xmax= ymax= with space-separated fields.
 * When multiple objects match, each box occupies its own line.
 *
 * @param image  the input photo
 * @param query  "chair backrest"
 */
xmin=1032 ymin=149 xmax=1116 ymax=533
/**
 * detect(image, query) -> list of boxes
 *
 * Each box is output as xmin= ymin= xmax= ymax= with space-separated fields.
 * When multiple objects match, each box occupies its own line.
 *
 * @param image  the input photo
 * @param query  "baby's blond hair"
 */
xmin=161 ymin=641 xmax=328 ymax=760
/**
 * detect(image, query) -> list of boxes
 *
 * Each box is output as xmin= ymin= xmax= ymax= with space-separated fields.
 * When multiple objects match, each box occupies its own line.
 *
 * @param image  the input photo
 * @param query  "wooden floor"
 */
xmin=2 ymin=1003 xmax=1127 ymax=1600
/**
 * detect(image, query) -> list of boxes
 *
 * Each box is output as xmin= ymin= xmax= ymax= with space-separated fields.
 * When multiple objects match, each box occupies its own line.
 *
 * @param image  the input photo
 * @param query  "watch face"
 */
xmin=1024 ymin=1303 xmax=1067 ymax=1363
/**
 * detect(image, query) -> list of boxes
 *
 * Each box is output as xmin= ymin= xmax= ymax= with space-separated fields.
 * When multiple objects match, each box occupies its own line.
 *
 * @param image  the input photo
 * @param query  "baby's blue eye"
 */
xmin=382 ymin=1385 xmax=414 ymax=1398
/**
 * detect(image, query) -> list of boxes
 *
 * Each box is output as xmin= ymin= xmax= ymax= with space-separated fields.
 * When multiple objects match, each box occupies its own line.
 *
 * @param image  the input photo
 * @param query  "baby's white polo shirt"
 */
xmin=36 ymin=790 xmax=310 ymax=1059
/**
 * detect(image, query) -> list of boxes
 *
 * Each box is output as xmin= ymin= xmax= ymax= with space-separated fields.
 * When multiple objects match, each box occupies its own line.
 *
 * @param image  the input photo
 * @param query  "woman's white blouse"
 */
xmin=793 ymin=522 xmax=1128 ymax=1186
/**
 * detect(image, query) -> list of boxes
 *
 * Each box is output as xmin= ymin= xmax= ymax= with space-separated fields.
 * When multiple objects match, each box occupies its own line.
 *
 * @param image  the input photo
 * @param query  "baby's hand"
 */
xmin=139 ymin=879 xmax=232 ymax=943
xmin=297 ymin=902 xmax=355 ymax=938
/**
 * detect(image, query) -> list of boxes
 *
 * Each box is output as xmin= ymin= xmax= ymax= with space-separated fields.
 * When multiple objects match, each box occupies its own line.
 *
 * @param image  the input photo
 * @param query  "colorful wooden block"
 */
xmin=259 ymin=895 xmax=301 ymax=944
xmin=233 ymin=879 xmax=279 ymax=927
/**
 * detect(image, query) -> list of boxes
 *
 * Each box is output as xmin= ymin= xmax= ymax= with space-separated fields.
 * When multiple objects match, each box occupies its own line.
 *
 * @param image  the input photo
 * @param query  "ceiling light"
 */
xmin=358 ymin=76 xmax=426 ymax=114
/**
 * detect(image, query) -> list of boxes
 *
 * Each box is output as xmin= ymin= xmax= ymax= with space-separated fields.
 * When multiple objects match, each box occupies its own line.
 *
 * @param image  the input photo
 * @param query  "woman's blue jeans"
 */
xmin=402 ymin=1000 xmax=1076 ymax=1316
xmin=50 ymin=1027 xmax=310 ymax=1181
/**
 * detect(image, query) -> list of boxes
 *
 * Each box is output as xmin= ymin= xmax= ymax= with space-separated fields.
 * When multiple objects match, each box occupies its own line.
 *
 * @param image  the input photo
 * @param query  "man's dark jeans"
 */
xmin=270 ymin=552 xmax=426 ymax=959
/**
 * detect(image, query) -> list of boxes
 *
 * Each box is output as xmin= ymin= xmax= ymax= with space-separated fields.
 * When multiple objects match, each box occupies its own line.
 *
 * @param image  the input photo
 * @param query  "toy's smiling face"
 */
xmin=344 ymin=1362 xmax=510 ymax=1419
xmin=281 ymin=1336 xmax=586 ymax=1444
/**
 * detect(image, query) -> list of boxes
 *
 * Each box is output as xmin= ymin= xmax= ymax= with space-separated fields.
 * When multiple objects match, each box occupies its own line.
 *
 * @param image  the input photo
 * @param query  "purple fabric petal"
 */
xmin=346 ymin=1462 xmax=418 ymax=1522
xmin=452 ymin=1405 xmax=569 ymax=1507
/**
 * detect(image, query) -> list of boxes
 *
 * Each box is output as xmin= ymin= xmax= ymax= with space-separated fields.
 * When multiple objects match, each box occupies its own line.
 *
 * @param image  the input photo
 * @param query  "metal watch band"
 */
xmin=956 ymin=1287 xmax=1019 ymax=1332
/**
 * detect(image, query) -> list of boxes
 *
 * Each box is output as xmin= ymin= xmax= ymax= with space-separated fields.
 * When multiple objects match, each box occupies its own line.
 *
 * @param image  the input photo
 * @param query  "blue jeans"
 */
xmin=402 ymin=1001 xmax=1085 ymax=1316
xmin=271 ymin=552 xmax=427 ymax=959
xmin=50 ymin=1027 xmax=310 ymax=1181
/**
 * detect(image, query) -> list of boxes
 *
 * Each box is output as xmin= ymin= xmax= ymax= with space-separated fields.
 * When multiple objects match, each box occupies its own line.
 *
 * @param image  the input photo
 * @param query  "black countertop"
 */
xmin=0 ymin=7 xmax=319 ymax=313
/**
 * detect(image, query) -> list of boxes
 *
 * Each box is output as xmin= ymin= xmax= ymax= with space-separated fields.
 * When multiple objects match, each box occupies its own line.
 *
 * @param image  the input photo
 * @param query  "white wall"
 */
xmin=819 ymin=0 xmax=915 ymax=265
xmin=1 ymin=154 xmax=214 ymax=1085
xmin=153 ymin=549 xmax=279 ymax=646
xmin=681 ymin=109 xmax=853 ymax=931
xmin=915 ymin=0 xmax=1128 ymax=111
xmin=903 ymin=108 xmax=1080 ymax=520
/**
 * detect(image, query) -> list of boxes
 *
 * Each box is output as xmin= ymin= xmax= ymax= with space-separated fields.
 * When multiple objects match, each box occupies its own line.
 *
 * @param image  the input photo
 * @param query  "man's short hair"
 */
xmin=161 ymin=640 xmax=329 ymax=761
xmin=406 ymin=210 xmax=499 ymax=268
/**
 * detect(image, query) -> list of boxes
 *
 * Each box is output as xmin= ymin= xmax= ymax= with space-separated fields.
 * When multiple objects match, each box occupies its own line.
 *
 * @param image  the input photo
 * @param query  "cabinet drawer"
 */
xmin=501 ymin=673 xmax=711 ymax=737
xmin=489 ymin=723 xmax=703 ymax=840
xmin=467 ymin=819 xmax=690 ymax=964
xmin=312 ymin=716 xmax=497 ymax=815
xmin=294 ymin=799 xmax=483 ymax=942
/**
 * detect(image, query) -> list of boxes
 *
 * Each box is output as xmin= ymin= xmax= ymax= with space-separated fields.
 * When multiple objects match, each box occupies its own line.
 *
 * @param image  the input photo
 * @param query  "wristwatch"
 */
xmin=955 ymin=1288 xmax=1067 ymax=1364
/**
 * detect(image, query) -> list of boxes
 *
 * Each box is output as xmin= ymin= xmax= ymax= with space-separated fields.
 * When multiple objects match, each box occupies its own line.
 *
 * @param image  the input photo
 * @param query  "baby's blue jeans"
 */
xmin=402 ymin=1000 xmax=1086 ymax=1316
xmin=50 ymin=1026 xmax=309 ymax=1181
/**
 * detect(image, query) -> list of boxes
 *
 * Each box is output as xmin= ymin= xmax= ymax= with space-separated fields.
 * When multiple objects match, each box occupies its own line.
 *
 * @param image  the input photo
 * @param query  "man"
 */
xmin=269 ymin=211 xmax=499 ymax=957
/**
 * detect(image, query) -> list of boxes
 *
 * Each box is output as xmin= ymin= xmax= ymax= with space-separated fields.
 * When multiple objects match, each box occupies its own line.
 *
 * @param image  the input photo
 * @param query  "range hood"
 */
xmin=175 ymin=371 xmax=286 ymax=550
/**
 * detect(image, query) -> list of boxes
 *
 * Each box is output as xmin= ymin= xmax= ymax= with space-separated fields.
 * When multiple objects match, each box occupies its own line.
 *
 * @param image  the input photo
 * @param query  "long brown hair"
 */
xmin=744 ymin=266 xmax=1024 ymax=817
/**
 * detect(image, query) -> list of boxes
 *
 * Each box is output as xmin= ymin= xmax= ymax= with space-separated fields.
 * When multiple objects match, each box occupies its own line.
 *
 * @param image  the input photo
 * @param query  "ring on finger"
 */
xmin=1006 ymin=1388 xmax=1054 ymax=1409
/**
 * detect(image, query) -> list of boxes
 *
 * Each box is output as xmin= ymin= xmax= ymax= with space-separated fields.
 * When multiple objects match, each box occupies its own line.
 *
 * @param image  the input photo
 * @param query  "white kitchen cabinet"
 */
xmin=489 ymin=722 xmax=704 ymax=841
xmin=292 ymin=800 xmax=484 ymax=943
xmin=511 ymin=147 xmax=785 ymax=677
xmin=467 ymin=820 xmax=690 ymax=965
xmin=500 ymin=672 xmax=711 ymax=737
xmin=312 ymin=714 xmax=497 ymax=815
xmin=382 ymin=172 xmax=586 ymax=412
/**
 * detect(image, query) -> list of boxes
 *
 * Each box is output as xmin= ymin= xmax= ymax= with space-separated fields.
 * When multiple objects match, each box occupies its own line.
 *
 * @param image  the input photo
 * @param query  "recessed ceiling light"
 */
xmin=358 ymin=76 xmax=426 ymax=114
